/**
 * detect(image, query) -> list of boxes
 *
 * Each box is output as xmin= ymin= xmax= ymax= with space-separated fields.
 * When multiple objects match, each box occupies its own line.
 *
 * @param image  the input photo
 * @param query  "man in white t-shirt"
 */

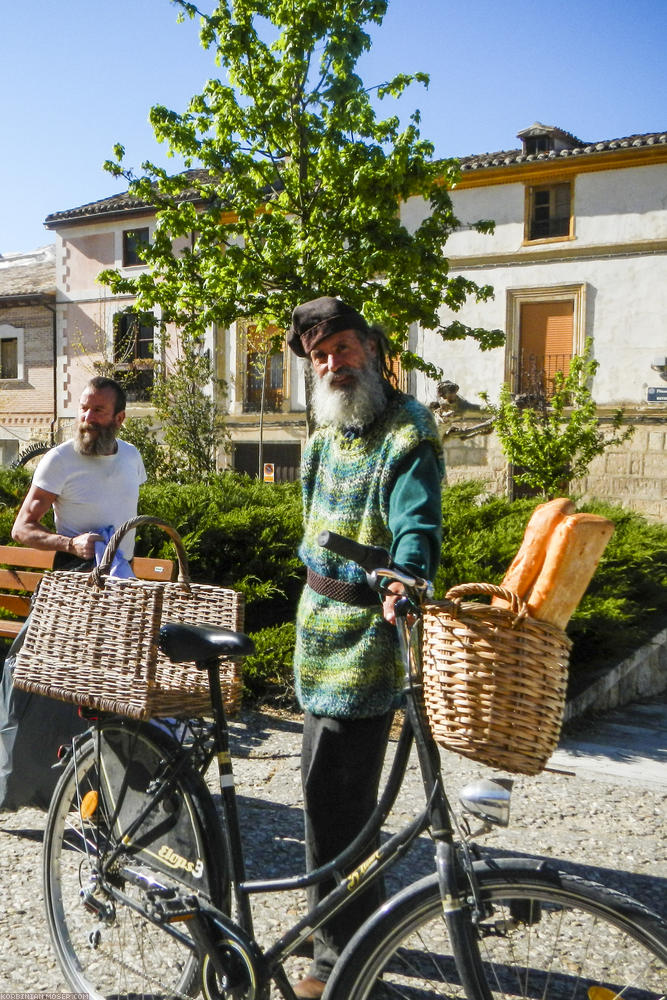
xmin=12 ymin=376 xmax=146 ymax=562
xmin=1 ymin=376 xmax=146 ymax=811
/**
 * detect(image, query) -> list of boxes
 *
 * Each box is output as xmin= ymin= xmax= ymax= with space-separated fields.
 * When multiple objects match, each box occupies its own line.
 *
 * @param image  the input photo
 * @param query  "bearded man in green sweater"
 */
xmin=288 ymin=296 xmax=444 ymax=999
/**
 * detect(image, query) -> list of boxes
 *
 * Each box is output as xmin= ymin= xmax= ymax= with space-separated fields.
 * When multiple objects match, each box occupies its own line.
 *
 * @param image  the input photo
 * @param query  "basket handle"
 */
xmin=89 ymin=516 xmax=190 ymax=588
xmin=444 ymin=582 xmax=528 ymax=624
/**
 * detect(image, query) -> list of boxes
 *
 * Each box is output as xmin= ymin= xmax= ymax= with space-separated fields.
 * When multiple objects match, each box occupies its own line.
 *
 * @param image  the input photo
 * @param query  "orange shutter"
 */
xmin=519 ymin=301 xmax=574 ymax=395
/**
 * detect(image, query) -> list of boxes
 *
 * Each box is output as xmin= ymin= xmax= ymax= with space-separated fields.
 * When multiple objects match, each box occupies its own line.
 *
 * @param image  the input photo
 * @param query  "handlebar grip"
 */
xmin=317 ymin=530 xmax=392 ymax=572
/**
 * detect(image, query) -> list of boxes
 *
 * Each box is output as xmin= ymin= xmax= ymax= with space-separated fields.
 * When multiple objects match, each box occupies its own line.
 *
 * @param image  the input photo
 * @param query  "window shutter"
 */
xmin=519 ymin=301 xmax=574 ymax=395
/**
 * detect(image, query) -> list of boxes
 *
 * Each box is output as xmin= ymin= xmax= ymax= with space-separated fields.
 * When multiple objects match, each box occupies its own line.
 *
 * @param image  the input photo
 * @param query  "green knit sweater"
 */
xmin=294 ymin=393 xmax=444 ymax=719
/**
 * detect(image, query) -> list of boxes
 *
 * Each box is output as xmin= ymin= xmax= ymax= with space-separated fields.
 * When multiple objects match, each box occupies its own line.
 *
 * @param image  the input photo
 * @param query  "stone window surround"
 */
xmin=504 ymin=283 xmax=587 ymax=392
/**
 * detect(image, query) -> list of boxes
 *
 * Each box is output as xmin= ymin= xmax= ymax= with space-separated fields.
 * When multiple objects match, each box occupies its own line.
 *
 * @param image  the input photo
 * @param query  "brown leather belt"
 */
xmin=306 ymin=567 xmax=378 ymax=607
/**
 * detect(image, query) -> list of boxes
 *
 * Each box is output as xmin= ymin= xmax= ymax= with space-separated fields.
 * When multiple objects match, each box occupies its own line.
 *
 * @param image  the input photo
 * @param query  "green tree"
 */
xmin=150 ymin=332 xmax=229 ymax=480
xmin=118 ymin=416 xmax=164 ymax=481
xmin=482 ymin=340 xmax=635 ymax=499
xmin=98 ymin=0 xmax=503 ymax=380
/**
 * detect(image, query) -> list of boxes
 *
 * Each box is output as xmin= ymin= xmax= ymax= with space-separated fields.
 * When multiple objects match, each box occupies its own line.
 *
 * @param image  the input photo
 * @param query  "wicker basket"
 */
xmin=421 ymin=583 xmax=571 ymax=776
xmin=13 ymin=516 xmax=244 ymax=720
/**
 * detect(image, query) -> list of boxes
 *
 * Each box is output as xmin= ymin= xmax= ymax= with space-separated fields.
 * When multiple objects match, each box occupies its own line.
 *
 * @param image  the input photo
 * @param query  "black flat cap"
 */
xmin=288 ymin=296 xmax=368 ymax=357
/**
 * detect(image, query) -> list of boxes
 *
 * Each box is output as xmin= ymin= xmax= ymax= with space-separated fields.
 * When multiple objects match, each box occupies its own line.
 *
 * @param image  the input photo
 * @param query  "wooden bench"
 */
xmin=0 ymin=545 xmax=176 ymax=641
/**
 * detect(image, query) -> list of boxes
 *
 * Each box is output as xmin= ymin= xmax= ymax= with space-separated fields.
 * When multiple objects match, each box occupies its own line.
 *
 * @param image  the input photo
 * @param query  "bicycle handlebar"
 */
xmin=317 ymin=529 xmax=431 ymax=597
xmin=317 ymin=529 xmax=392 ymax=572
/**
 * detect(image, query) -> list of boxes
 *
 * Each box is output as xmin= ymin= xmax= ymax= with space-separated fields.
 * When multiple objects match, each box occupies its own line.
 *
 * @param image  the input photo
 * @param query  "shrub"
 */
xmin=0 ymin=466 xmax=31 ymax=506
xmin=138 ymin=473 xmax=304 ymax=631
xmin=482 ymin=340 xmax=634 ymax=498
xmin=243 ymin=622 xmax=297 ymax=706
xmin=2 ymin=467 xmax=664 ymax=703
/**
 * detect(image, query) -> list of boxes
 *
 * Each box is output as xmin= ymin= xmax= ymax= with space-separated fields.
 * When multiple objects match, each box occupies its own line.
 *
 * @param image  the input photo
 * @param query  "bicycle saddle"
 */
xmin=159 ymin=622 xmax=255 ymax=664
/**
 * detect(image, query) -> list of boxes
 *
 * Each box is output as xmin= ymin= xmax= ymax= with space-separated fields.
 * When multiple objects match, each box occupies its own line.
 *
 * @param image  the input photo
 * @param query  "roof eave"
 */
xmin=0 ymin=292 xmax=56 ymax=307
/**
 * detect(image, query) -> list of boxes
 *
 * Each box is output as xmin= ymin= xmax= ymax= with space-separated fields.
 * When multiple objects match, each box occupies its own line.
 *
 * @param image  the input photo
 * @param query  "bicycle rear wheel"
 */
xmin=43 ymin=718 xmax=227 ymax=1000
xmin=326 ymin=860 xmax=667 ymax=999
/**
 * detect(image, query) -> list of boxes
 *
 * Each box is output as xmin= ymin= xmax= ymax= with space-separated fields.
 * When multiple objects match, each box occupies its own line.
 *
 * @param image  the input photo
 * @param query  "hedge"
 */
xmin=1 ymin=468 xmax=665 ymax=704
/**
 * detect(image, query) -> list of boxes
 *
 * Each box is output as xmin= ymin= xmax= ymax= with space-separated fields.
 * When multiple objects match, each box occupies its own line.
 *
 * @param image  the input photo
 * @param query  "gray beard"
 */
xmin=311 ymin=361 xmax=387 ymax=431
xmin=73 ymin=422 xmax=118 ymax=456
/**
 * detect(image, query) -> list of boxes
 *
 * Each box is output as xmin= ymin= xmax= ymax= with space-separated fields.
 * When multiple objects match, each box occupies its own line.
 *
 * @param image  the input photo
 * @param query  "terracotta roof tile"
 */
xmin=44 ymin=169 xmax=212 ymax=227
xmin=43 ymin=129 xmax=667 ymax=226
xmin=0 ymin=246 xmax=56 ymax=301
xmin=457 ymin=130 xmax=667 ymax=173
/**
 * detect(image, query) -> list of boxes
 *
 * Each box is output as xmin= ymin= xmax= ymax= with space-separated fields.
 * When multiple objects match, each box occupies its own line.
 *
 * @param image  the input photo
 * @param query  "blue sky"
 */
xmin=1 ymin=0 xmax=665 ymax=254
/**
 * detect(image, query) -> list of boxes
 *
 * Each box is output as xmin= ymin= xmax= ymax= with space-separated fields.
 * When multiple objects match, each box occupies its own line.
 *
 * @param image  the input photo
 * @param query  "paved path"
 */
xmin=551 ymin=693 xmax=667 ymax=790
xmin=0 ymin=702 xmax=664 ymax=992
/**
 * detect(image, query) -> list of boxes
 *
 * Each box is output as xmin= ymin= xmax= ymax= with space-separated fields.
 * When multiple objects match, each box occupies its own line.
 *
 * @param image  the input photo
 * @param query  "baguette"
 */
xmin=492 ymin=498 xmax=575 ymax=609
xmin=527 ymin=513 xmax=615 ymax=629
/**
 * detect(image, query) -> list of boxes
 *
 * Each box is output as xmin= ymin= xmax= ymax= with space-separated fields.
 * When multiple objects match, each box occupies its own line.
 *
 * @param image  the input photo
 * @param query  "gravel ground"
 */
xmin=0 ymin=707 xmax=664 ymax=993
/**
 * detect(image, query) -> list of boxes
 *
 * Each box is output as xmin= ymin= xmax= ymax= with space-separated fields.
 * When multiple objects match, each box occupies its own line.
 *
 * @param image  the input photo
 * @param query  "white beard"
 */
xmin=311 ymin=360 xmax=387 ymax=431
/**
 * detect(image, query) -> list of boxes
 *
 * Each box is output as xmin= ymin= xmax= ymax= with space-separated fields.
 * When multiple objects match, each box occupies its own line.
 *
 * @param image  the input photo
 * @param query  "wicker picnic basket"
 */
xmin=13 ymin=516 xmax=244 ymax=720
xmin=421 ymin=583 xmax=571 ymax=776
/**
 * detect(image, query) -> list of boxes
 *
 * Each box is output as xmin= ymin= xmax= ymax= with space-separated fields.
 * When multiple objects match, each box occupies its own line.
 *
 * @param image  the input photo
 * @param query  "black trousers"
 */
xmin=301 ymin=709 xmax=393 ymax=981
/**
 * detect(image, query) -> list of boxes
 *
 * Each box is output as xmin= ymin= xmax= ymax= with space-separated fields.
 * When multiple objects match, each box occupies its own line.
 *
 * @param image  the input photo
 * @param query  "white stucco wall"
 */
xmin=415 ymin=254 xmax=667 ymax=408
xmin=575 ymin=164 xmax=667 ymax=244
xmin=403 ymin=161 xmax=667 ymax=409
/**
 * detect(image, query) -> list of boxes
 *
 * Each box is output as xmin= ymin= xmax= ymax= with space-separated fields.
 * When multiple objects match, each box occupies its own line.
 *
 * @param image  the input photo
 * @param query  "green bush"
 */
xmin=138 ymin=473 xmax=304 ymax=631
xmin=0 ymin=466 xmax=31 ymax=506
xmin=244 ymin=621 xmax=297 ymax=705
xmin=1 ymin=467 xmax=664 ymax=703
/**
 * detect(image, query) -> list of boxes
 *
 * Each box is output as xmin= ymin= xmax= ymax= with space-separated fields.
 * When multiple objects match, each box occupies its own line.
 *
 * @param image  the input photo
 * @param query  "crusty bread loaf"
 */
xmin=527 ymin=513 xmax=615 ymax=629
xmin=492 ymin=498 xmax=575 ymax=609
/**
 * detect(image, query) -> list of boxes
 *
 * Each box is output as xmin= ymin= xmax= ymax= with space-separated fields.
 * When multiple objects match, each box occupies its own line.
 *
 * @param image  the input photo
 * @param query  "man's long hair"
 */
xmin=364 ymin=325 xmax=400 ymax=394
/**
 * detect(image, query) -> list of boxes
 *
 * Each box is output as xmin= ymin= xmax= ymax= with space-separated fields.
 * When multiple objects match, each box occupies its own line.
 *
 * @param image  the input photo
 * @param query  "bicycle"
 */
xmin=42 ymin=530 xmax=667 ymax=1000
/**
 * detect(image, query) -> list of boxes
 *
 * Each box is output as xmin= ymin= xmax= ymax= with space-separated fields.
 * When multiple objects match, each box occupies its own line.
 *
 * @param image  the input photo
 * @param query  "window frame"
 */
xmin=524 ymin=180 xmax=574 ymax=244
xmin=0 ymin=325 xmax=24 ymax=381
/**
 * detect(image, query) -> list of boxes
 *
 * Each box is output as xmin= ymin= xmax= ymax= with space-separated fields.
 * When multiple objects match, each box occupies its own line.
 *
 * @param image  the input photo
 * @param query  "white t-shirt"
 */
xmin=32 ymin=439 xmax=147 ymax=559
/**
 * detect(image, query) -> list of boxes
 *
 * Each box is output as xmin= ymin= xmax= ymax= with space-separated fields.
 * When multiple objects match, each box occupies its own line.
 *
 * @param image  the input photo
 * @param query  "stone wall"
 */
xmin=563 ymin=626 xmax=667 ymax=719
xmin=573 ymin=418 xmax=667 ymax=522
xmin=440 ymin=411 xmax=667 ymax=523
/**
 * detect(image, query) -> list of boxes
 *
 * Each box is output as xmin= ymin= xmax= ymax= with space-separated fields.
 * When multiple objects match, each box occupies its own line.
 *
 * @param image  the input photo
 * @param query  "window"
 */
xmin=388 ymin=352 xmax=408 ymax=393
xmin=113 ymin=311 xmax=156 ymax=400
xmin=243 ymin=324 xmax=286 ymax=413
xmin=122 ymin=227 xmax=150 ymax=267
xmin=0 ymin=338 xmax=18 ymax=379
xmin=526 ymin=182 xmax=572 ymax=241
xmin=245 ymin=349 xmax=285 ymax=412
xmin=0 ymin=326 xmax=24 ymax=380
xmin=506 ymin=285 xmax=586 ymax=400
xmin=524 ymin=136 xmax=550 ymax=156
xmin=518 ymin=301 xmax=573 ymax=398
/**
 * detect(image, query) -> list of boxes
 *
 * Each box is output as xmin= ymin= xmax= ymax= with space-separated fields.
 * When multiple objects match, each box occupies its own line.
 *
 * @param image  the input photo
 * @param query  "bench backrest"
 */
xmin=0 ymin=545 xmax=176 ymax=639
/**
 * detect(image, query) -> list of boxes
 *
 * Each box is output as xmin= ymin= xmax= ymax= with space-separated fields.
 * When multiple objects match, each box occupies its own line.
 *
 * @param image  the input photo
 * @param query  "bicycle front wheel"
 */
xmin=43 ymin=718 xmax=226 ymax=1000
xmin=326 ymin=860 xmax=667 ymax=1000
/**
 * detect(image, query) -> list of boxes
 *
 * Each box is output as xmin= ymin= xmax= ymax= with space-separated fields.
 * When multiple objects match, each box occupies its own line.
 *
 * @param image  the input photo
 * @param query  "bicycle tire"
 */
xmin=325 ymin=859 xmax=667 ymax=1000
xmin=43 ymin=718 xmax=228 ymax=1000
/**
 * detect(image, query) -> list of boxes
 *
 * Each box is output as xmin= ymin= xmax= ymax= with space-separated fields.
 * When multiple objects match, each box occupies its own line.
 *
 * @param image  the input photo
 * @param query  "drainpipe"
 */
xmin=42 ymin=298 xmax=57 ymax=445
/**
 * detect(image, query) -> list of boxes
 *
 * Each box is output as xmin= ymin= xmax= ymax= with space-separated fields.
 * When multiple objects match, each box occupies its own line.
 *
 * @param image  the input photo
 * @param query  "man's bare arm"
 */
xmin=12 ymin=485 xmax=102 ymax=560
